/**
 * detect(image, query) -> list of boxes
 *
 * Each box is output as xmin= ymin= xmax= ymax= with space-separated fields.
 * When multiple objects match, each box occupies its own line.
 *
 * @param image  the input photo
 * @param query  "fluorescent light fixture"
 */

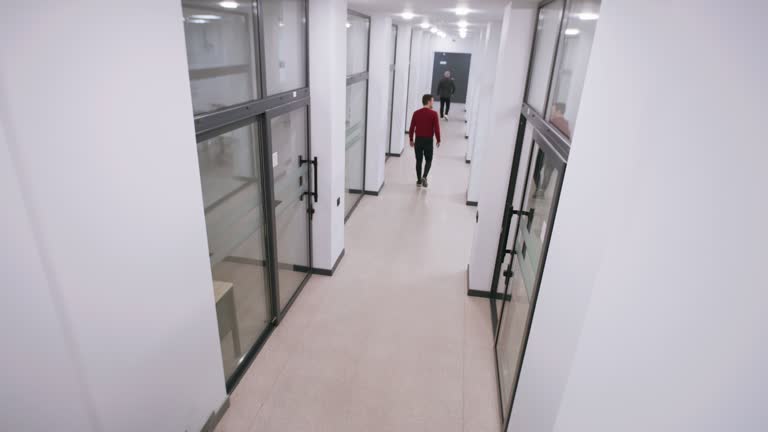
xmin=457 ymin=20 xmax=468 ymax=28
xmin=189 ymin=14 xmax=221 ymax=20
xmin=401 ymin=11 xmax=415 ymax=20
xmin=219 ymin=1 xmax=238 ymax=8
xmin=430 ymin=27 xmax=438 ymax=33
xmin=576 ymin=12 xmax=599 ymax=20
xmin=420 ymin=21 xmax=431 ymax=29
xmin=346 ymin=22 xmax=351 ymax=28
xmin=454 ymin=7 xmax=470 ymax=16
xmin=565 ymin=28 xmax=580 ymax=36
xmin=188 ymin=19 xmax=208 ymax=24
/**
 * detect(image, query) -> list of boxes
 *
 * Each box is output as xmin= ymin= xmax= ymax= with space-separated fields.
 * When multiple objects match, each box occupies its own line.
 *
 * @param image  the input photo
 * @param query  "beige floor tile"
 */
xmin=215 ymin=108 xmax=498 ymax=432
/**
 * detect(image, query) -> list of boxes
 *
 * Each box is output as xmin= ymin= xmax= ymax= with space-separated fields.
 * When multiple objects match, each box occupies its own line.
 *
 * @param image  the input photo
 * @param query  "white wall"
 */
xmin=467 ymin=9 xmax=534 ymax=297
xmin=389 ymin=25 xmax=412 ymax=155
xmin=465 ymin=28 xmax=487 ymax=151
xmin=466 ymin=21 xmax=502 ymax=204
xmin=309 ymin=0 xmax=347 ymax=270
xmin=364 ymin=15 xmax=393 ymax=193
xmin=0 ymin=1 xmax=227 ymax=431
xmin=406 ymin=29 xmax=436 ymax=119
xmin=509 ymin=1 xmax=768 ymax=431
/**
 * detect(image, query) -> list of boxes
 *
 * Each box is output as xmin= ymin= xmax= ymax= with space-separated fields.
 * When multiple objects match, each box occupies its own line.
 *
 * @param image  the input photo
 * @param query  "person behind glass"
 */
xmin=437 ymin=70 xmax=456 ymax=120
xmin=409 ymin=94 xmax=441 ymax=188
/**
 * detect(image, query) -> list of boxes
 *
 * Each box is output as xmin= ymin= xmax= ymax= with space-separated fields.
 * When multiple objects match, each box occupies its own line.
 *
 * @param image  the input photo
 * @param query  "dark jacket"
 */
xmin=437 ymin=77 xmax=456 ymax=98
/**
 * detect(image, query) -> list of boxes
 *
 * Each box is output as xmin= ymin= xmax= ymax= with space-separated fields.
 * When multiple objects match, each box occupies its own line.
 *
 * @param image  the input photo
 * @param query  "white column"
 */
xmin=309 ymin=0 xmax=346 ymax=270
xmin=389 ymin=24 xmax=413 ymax=156
xmin=364 ymin=15 xmax=393 ymax=193
xmin=467 ymin=7 xmax=535 ymax=294
xmin=509 ymin=0 xmax=768 ymax=430
xmin=465 ymin=29 xmax=487 ymax=153
xmin=0 ymin=1 xmax=226 ymax=430
xmin=466 ymin=22 xmax=502 ymax=205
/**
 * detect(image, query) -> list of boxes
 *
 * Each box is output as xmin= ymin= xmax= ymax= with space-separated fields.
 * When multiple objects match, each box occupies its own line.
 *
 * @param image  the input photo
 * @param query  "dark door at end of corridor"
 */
xmin=431 ymin=52 xmax=471 ymax=103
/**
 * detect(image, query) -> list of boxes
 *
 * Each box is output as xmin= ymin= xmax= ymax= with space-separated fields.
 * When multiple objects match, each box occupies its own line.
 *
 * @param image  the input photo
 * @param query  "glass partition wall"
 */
xmin=181 ymin=0 xmax=314 ymax=393
xmin=344 ymin=10 xmax=370 ymax=220
xmin=386 ymin=24 xmax=398 ymax=157
xmin=491 ymin=0 xmax=601 ymax=428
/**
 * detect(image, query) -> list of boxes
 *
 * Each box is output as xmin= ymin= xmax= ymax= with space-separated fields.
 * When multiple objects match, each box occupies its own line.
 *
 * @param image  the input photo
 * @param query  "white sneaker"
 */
xmin=444 ymin=115 xmax=449 ymax=121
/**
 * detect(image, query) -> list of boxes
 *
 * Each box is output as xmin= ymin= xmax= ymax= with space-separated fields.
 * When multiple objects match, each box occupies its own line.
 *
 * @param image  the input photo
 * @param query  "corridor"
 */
xmin=216 ymin=106 xmax=501 ymax=432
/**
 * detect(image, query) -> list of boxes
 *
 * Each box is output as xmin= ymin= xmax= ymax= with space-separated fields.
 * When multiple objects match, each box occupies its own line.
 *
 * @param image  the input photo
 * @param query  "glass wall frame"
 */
xmin=386 ymin=24 xmax=398 ymax=157
xmin=182 ymin=0 xmax=314 ymax=394
xmin=490 ymin=0 xmax=601 ymax=428
xmin=344 ymin=9 xmax=371 ymax=222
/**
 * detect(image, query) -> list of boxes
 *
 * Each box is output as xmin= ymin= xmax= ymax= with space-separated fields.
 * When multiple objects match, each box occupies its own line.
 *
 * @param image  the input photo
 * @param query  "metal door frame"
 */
xmin=184 ymin=0 xmax=314 ymax=394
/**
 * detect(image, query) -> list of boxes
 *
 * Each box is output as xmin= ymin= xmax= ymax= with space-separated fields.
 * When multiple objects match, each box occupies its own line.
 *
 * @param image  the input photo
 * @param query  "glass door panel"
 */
xmin=197 ymin=122 xmax=271 ymax=380
xmin=182 ymin=0 xmax=259 ymax=115
xmin=268 ymin=105 xmax=311 ymax=312
xmin=345 ymin=80 xmax=367 ymax=216
xmin=547 ymin=0 xmax=602 ymax=139
xmin=496 ymin=139 xmax=565 ymax=425
xmin=525 ymin=0 xmax=565 ymax=115
xmin=262 ymin=0 xmax=308 ymax=95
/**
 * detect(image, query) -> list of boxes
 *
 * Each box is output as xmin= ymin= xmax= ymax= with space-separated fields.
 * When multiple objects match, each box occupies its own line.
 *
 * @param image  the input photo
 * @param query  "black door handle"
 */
xmin=299 ymin=155 xmax=318 ymax=203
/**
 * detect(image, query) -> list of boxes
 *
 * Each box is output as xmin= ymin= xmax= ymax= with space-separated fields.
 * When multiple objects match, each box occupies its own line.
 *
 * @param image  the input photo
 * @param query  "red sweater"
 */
xmin=409 ymin=107 xmax=441 ymax=142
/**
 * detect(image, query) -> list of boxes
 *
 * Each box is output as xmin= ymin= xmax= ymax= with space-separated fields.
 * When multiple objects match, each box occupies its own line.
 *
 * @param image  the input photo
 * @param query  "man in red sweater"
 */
xmin=409 ymin=94 xmax=441 ymax=188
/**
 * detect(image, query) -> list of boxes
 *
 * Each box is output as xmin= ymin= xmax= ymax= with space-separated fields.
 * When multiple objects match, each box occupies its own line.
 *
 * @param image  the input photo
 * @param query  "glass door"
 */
xmin=265 ymin=101 xmax=313 ymax=315
xmin=495 ymin=133 xmax=567 ymax=426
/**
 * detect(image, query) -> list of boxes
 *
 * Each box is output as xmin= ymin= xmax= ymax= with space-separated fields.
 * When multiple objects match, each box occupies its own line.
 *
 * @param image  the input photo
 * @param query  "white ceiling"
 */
xmin=347 ymin=0 xmax=540 ymax=37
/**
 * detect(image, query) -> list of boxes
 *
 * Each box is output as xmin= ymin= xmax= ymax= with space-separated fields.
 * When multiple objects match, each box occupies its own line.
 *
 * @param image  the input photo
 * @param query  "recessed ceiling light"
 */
xmin=219 ymin=1 xmax=238 ymax=9
xmin=454 ymin=7 xmax=470 ymax=16
xmin=401 ymin=11 xmax=415 ymax=20
xmin=346 ymin=22 xmax=351 ymax=28
xmin=430 ymin=27 xmax=438 ymax=34
xmin=459 ymin=33 xmax=467 ymax=39
xmin=420 ymin=21 xmax=431 ymax=29
xmin=188 ymin=19 xmax=208 ymax=24
xmin=457 ymin=20 xmax=468 ymax=28
xmin=189 ymin=14 xmax=221 ymax=20
xmin=439 ymin=32 xmax=447 ymax=38
xmin=576 ymin=12 xmax=599 ymax=21
xmin=565 ymin=28 xmax=580 ymax=36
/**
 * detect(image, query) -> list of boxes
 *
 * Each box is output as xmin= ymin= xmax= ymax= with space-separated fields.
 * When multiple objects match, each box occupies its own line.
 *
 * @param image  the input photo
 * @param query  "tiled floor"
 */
xmin=215 ymin=105 xmax=501 ymax=432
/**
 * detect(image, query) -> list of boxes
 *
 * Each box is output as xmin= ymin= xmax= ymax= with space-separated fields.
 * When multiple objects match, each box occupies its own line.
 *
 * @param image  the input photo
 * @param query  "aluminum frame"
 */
xmin=185 ymin=0 xmax=314 ymax=395
xmin=489 ymin=0 xmax=585 ymax=428
xmin=344 ymin=9 xmax=371 ymax=221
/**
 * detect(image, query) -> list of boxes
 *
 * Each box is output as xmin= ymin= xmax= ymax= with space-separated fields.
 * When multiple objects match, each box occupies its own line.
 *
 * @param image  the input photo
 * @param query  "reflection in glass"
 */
xmin=525 ymin=0 xmax=564 ymax=114
xmin=197 ymin=123 xmax=271 ymax=379
xmin=496 ymin=142 xmax=561 ymax=424
xmin=346 ymin=13 xmax=370 ymax=75
xmin=182 ymin=0 xmax=259 ymax=114
xmin=345 ymin=80 xmax=367 ymax=216
xmin=547 ymin=0 xmax=602 ymax=138
xmin=262 ymin=0 xmax=308 ymax=95
xmin=269 ymin=107 xmax=311 ymax=310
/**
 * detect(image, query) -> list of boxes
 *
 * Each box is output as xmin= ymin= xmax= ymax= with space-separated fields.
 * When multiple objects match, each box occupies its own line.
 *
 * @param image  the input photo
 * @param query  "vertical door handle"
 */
xmin=298 ymin=156 xmax=318 ymax=203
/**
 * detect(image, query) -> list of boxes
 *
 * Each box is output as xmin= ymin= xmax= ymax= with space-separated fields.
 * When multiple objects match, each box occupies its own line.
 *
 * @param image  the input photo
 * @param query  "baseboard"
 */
xmin=466 ymin=200 xmax=478 ymax=207
xmin=312 ymin=249 xmax=345 ymax=276
xmin=348 ymin=188 xmax=364 ymax=194
xmin=201 ymin=397 xmax=230 ymax=432
xmin=386 ymin=148 xmax=404 ymax=157
xmin=364 ymin=182 xmax=385 ymax=196
xmin=465 ymin=158 xmax=470 ymax=164
xmin=464 ymin=135 xmax=469 ymax=139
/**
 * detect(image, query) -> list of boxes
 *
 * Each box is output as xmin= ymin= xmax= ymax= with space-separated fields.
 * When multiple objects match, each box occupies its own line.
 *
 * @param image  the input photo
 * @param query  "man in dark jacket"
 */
xmin=437 ymin=71 xmax=456 ymax=120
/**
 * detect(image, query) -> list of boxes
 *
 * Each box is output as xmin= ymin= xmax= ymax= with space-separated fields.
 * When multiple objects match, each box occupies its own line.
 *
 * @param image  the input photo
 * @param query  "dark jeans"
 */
xmin=440 ymin=97 xmax=451 ymax=118
xmin=414 ymin=137 xmax=434 ymax=180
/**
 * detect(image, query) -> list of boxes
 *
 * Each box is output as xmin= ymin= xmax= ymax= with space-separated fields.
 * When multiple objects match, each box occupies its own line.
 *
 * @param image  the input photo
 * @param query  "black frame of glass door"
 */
xmin=493 ymin=106 xmax=569 ymax=429
xmin=188 ymin=0 xmax=315 ymax=394
xmin=490 ymin=0 xmax=577 ymax=428
xmin=489 ymin=0 xmax=569 ymax=332
xmin=344 ymin=9 xmax=371 ymax=222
